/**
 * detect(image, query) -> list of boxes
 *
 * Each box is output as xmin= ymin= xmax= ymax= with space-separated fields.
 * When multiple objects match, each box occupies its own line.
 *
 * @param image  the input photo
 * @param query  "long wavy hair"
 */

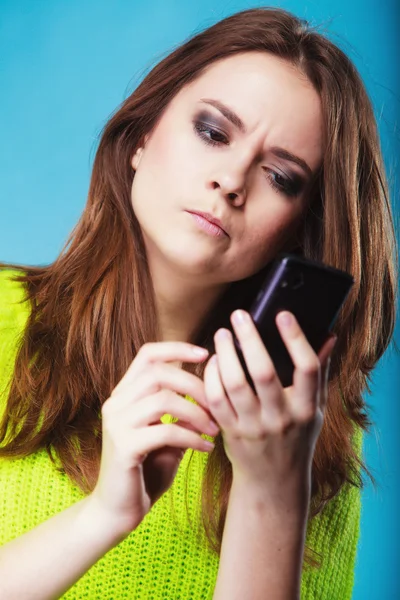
xmin=0 ymin=7 xmax=397 ymax=569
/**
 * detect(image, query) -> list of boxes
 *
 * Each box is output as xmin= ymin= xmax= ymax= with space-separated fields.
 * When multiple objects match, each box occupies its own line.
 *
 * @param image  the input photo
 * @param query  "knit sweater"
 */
xmin=0 ymin=268 xmax=362 ymax=599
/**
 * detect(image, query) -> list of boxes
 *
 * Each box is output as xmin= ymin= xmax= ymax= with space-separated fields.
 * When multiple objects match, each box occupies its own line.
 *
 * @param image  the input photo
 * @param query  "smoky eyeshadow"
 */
xmin=194 ymin=110 xmax=225 ymax=129
xmin=193 ymin=109 xmax=310 ymax=191
xmin=285 ymin=171 xmax=306 ymax=193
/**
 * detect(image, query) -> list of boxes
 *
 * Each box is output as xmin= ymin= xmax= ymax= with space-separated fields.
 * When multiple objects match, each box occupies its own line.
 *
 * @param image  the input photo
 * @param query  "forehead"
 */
xmin=177 ymin=51 xmax=324 ymax=170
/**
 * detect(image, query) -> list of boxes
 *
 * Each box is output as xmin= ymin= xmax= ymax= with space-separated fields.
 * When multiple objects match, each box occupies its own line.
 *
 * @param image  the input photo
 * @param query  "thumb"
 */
xmin=318 ymin=334 xmax=337 ymax=368
xmin=318 ymin=335 xmax=337 ymax=408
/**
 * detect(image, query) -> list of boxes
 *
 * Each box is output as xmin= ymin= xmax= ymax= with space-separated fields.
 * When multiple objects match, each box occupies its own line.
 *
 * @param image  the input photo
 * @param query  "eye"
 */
xmin=265 ymin=169 xmax=303 ymax=198
xmin=192 ymin=118 xmax=304 ymax=198
xmin=193 ymin=121 xmax=229 ymax=146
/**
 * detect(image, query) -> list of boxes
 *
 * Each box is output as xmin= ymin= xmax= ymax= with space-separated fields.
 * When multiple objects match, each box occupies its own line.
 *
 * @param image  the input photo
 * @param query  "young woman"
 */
xmin=0 ymin=7 xmax=397 ymax=600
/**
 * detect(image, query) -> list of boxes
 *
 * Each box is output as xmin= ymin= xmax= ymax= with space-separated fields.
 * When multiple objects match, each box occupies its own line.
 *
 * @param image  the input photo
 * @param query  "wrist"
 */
xmin=231 ymin=472 xmax=311 ymax=519
xmin=78 ymin=495 xmax=137 ymax=545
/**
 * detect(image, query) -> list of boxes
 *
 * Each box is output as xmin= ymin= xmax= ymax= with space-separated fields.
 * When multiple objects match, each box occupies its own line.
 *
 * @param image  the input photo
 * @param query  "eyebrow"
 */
xmin=199 ymin=97 xmax=313 ymax=178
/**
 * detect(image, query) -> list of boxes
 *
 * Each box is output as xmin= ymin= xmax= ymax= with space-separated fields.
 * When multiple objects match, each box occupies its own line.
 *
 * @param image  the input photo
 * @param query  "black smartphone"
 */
xmin=231 ymin=254 xmax=354 ymax=389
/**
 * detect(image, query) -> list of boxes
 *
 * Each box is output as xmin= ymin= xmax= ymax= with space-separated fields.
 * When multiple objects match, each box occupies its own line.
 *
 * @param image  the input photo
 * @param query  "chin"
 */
xmin=163 ymin=244 xmax=220 ymax=275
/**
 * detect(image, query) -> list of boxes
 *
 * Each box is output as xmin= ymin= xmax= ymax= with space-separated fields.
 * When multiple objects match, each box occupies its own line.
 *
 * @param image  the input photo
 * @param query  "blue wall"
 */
xmin=1 ymin=1 xmax=398 ymax=597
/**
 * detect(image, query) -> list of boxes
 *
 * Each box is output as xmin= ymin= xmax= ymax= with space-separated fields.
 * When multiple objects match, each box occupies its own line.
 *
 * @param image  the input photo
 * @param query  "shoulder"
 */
xmin=0 ymin=267 xmax=31 ymax=380
xmin=0 ymin=268 xmax=31 ymax=330
xmin=0 ymin=269 xmax=31 ymax=417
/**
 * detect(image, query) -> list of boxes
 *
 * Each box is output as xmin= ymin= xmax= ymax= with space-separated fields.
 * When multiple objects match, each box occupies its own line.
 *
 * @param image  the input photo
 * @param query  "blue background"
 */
xmin=0 ymin=1 xmax=398 ymax=597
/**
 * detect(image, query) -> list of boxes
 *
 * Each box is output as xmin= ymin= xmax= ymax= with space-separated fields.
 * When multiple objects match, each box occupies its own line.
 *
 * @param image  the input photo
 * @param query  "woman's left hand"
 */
xmin=203 ymin=310 xmax=337 ymax=491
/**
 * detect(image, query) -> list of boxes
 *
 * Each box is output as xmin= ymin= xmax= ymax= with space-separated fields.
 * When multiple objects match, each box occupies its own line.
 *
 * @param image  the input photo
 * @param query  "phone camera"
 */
xmin=282 ymin=271 xmax=304 ymax=290
xmin=292 ymin=273 xmax=304 ymax=290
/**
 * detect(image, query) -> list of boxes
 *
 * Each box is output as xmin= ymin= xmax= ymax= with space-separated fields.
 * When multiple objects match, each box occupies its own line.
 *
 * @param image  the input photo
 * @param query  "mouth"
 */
xmin=185 ymin=210 xmax=229 ymax=238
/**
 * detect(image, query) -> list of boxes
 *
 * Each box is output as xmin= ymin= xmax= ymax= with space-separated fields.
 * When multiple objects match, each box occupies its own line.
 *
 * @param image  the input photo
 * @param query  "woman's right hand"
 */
xmin=88 ymin=342 xmax=219 ymax=536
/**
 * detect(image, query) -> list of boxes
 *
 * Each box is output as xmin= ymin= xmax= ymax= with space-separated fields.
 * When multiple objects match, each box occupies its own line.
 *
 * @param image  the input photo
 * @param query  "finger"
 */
xmin=111 ymin=362 xmax=211 ymax=415
xmin=276 ymin=312 xmax=320 ymax=421
xmin=121 ymin=424 xmax=215 ymax=468
xmin=112 ymin=342 xmax=209 ymax=396
xmin=317 ymin=335 xmax=337 ymax=410
xmin=214 ymin=329 xmax=260 ymax=428
xmin=230 ymin=310 xmax=285 ymax=416
xmin=203 ymin=354 xmax=237 ymax=429
xmin=318 ymin=335 xmax=337 ymax=367
xmin=123 ymin=389 xmax=220 ymax=437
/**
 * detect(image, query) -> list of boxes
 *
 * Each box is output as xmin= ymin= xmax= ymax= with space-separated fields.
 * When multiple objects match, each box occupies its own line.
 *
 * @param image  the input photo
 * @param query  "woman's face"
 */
xmin=131 ymin=51 xmax=323 ymax=284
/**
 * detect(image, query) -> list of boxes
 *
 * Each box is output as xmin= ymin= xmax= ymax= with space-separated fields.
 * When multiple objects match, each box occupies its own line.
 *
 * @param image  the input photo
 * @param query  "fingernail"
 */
xmin=325 ymin=356 xmax=332 ymax=381
xmin=216 ymin=329 xmax=230 ymax=340
xmin=207 ymin=420 xmax=220 ymax=435
xmin=202 ymin=441 xmax=215 ymax=451
xmin=277 ymin=312 xmax=293 ymax=327
xmin=232 ymin=310 xmax=249 ymax=325
xmin=192 ymin=347 xmax=209 ymax=356
xmin=328 ymin=335 xmax=338 ymax=351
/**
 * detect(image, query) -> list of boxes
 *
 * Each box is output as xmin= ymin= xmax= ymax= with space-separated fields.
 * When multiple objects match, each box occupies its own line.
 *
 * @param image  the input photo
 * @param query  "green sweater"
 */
xmin=0 ymin=268 xmax=362 ymax=599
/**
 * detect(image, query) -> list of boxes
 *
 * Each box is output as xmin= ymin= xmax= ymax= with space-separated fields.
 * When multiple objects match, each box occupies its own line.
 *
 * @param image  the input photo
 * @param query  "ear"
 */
xmin=131 ymin=146 xmax=144 ymax=170
xmin=131 ymin=134 xmax=149 ymax=170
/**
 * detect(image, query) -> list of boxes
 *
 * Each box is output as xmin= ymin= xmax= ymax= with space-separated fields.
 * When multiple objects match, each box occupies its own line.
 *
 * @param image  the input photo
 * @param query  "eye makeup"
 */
xmin=264 ymin=169 xmax=305 ymax=197
xmin=191 ymin=110 xmax=307 ymax=198
xmin=192 ymin=111 xmax=229 ymax=146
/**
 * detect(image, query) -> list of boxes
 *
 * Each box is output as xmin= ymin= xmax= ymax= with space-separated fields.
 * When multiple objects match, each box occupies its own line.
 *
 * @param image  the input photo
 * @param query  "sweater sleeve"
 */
xmin=300 ymin=425 xmax=363 ymax=600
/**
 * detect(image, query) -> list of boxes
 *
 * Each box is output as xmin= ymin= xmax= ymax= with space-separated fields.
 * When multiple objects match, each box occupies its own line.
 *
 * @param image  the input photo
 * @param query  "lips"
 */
xmin=186 ymin=210 xmax=229 ymax=236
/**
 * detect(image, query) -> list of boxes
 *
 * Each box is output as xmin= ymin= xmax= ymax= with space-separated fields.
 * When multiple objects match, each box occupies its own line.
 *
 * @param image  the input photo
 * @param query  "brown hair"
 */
xmin=0 ymin=7 xmax=397 ymax=569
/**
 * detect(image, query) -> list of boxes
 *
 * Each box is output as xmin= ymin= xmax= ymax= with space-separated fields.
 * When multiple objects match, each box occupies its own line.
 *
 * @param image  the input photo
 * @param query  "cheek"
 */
xmin=139 ymin=126 xmax=200 ymax=204
xmin=246 ymin=208 xmax=303 ymax=263
xmin=256 ymin=205 xmax=298 ymax=239
xmin=150 ymin=117 xmax=196 ymax=172
xmin=131 ymin=133 xmax=177 ymax=208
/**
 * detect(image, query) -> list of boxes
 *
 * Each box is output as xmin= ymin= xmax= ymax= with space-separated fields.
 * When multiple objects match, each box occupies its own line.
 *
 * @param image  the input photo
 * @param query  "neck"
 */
xmin=156 ymin=282 xmax=226 ymax=343
xmin=147 ymin=252 xmax=228 ymax=344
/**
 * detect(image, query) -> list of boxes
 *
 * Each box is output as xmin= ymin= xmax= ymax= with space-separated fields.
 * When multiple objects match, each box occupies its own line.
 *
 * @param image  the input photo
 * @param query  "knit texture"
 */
xmin=0 ymin=268 xmax=362 ymax=599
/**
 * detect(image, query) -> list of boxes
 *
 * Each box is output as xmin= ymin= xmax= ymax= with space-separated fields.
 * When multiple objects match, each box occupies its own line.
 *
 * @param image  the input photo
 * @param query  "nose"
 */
xmin=209 ymin=180 xmax=244 ymax=207
xmin=207 ymin=163 xmax=248 ymax=207
xmin=210 ymin=173 xmax=246 ymax=207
